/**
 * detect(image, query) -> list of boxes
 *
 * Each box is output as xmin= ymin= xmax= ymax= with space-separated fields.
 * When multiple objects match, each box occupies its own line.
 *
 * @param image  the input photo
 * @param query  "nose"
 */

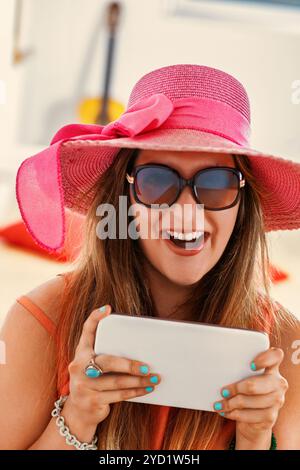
xmin=171 ymin=185 xmax=204 ymax=232
xmin=176 ymin=184 xmax=198 ymax=206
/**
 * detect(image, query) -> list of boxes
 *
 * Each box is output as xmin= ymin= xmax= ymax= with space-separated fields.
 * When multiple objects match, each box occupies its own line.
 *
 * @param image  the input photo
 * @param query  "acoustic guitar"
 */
xmin=78 ymin=1 xmax=125 ymax=125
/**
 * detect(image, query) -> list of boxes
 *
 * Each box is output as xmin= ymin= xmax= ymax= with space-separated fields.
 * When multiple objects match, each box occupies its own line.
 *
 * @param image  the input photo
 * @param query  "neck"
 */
xmin=143 ymin=260 xmax=194 ymax=321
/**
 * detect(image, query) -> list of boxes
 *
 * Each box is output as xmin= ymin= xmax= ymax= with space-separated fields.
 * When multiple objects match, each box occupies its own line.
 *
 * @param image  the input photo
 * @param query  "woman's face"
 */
xmin=128 ymin=150 xmax=241 ymax=286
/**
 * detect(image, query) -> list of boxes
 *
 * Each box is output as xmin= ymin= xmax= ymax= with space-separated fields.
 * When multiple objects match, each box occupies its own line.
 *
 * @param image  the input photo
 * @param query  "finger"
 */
xmin=86 ymin=372 xmax=162 ymax=392
xmin=93 ymin=354 xmax=153 ymax=377
xmin=213 ymin=391 xmax=285 ymax=413
xmin=97 ymin=385 xmax=157 ymax=405
xmin=218 ymin=407 xmax=278 ymax=426
xmin=251 ymin=347 xmax=284 ymax=374
xmin=220 ymin=373 xmax=284 ymax=397
xmin=77 ymin=305 xmax=111 ymax=352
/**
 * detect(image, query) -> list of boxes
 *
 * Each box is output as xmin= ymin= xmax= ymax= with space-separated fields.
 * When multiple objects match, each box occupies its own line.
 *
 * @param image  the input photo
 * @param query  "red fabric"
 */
xmin=0 ymin=209 xmax=84 ymax=262
xmin=269 ymin=263 xmax=289 ymax=283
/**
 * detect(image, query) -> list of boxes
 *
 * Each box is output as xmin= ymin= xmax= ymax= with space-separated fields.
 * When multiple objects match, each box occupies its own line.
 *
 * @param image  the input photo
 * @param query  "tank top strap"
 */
xmin=15 ymin=273 xmax=71 ymax=397
xmin=16 ymin=295 xmax=57 ymax=337
xmin=16 ymin=272 xmax=70 ymax=338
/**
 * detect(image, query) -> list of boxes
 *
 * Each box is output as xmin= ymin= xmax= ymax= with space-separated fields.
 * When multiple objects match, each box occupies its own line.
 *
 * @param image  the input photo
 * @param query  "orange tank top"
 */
xmin=16 ymin=273 xmax=275 ymax=450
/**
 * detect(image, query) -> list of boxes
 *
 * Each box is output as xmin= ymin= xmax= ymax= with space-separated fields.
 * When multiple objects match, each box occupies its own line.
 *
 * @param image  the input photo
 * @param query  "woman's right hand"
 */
xmin=63 ymin=305 xmax=161 ymax=428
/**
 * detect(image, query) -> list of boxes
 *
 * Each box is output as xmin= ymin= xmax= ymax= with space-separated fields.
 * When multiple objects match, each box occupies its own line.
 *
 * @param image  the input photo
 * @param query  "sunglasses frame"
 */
xmin=126 ymin=163 xmax=246 ymax=211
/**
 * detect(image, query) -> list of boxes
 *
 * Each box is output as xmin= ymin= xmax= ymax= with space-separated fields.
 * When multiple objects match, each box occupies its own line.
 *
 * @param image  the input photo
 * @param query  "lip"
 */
xmin=163 ymin=232 xmax=210 ymax=257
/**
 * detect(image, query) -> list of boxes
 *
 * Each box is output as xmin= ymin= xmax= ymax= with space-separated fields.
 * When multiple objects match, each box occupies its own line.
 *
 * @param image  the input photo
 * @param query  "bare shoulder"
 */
xmin=1 ymin=273 xmax=68 ymax=342
xmin=20 ymin=273 xmax=68 ymax=326
xmin=275 ymin=310 xmax=300 ymax=371
xmin=269 ymin=301 xmax=300 ymax=352
xmin=270 ymin=305 xmax=300 ymax=449
xmin=0 ymin=274 xmax=71 ymax=449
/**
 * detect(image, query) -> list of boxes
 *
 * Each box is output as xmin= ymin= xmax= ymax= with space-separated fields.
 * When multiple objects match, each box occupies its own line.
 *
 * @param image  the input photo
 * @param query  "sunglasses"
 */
xmin=126 ymin=163 xmax=245 ymax=210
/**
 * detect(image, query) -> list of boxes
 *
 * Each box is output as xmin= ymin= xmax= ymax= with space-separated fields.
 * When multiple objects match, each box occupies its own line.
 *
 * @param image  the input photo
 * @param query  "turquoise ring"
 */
xmin=84 ymin=357 xmax=103 ymax=378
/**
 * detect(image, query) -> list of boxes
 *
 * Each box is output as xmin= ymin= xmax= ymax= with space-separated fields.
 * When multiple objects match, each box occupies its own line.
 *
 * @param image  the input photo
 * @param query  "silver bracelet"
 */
xmin=51 ymin=395 xmax=98 ymax=450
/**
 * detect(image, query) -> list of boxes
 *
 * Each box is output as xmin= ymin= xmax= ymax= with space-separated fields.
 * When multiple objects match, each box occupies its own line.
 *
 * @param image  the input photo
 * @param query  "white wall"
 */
xmin=1 ymin=0 xmax=299 ymax=170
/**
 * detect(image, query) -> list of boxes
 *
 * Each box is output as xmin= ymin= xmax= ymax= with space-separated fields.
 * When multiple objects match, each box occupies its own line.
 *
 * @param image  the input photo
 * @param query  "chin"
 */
xmin=165 ymin=270 xmax=206 ymax=287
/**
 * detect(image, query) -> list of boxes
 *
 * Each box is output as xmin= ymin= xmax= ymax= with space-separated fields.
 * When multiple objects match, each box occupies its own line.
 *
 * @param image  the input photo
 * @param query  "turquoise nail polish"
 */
xmin=222 ymin=389 xmax=230 ymax=398
xmin=214 ymin=402 xmax=223 ymax=411
xmin=250 ymin=361 xmax=257 ymax=371
xmin=220 ymin=412 xmax=225 ymax=417
xmin=145 ymin=386 xmax=154 ymax=392
xmin=150 ymin=375 xmax=158 ymax=384
xmin=99 ymin=305 xmax=106 ymax=312
xmin=140 ymin=365 xmax=149 ymax=374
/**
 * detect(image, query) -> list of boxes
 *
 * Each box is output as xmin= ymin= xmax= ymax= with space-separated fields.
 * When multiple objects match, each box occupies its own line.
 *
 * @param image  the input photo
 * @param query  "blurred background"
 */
xmin=0 ymin=0 xmax=299 ymax=326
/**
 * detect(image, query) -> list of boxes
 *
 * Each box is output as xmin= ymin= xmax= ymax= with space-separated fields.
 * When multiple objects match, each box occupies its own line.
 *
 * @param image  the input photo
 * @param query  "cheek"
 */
xmin=208 ymin=205 xmax=239 ymax=254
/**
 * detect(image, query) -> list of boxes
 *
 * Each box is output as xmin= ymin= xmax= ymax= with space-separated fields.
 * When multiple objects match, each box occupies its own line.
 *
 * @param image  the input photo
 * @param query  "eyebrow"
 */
xmin=138 ymin=161 xmax=235 ymax=169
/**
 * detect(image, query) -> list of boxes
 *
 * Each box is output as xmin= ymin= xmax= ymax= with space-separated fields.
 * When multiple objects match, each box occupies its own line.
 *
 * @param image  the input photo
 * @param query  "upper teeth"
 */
xmin=166 ymin=230 xmax=204 ymax=241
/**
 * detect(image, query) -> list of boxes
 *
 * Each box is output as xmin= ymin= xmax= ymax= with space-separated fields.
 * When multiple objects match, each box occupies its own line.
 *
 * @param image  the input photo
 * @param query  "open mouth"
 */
xmin=164 ymin=230 xmax=208 ymax=250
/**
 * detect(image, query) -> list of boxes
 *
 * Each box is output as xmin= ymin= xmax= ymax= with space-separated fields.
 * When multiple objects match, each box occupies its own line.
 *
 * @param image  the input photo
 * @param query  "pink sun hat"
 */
xmin=16 ymin=63 xmax=300 ymax=253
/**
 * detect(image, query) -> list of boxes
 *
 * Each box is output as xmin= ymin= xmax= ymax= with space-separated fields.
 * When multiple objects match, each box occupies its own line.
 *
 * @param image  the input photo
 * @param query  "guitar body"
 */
xmin=78 ymin=96 xmax=124 ymax=125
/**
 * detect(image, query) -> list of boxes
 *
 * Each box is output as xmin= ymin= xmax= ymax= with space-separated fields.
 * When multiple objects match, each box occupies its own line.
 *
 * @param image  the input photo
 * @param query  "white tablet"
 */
xmin=94 ymin=313 xmax=269 ymax=412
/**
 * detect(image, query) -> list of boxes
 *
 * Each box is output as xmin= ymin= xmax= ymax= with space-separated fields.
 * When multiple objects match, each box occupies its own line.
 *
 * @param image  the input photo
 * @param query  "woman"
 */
xmin=1 ymin=64 xmax=300 ymax=450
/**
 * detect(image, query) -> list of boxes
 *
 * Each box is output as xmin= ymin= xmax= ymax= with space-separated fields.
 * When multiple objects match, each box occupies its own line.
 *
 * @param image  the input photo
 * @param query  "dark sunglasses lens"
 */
xmin=135 ymin=167 xmax=179 ymax=205
xmin=195 ymin=169 xmax=240 ymax=209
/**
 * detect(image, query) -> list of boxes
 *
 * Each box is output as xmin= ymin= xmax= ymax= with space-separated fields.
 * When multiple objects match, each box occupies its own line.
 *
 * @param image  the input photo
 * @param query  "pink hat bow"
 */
xmin=51 ymin=92 xmax=250 ymax=147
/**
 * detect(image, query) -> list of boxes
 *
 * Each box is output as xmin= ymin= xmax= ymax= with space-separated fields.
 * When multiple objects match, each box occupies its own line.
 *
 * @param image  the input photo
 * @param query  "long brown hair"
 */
xmin=54 ymin=148 xmax=298 ymax=449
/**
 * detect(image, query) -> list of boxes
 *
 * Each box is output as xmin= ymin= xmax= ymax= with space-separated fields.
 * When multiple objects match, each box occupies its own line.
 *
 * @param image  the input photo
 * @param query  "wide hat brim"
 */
xmin=16 ymin=127 xmax=300 ymax=253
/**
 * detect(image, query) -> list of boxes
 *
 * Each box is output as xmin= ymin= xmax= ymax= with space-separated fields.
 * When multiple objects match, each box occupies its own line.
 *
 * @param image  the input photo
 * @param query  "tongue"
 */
xmin=170 ymin=234 xmax=204 ymax=249
xmin=172 ymin=237 xmax=189 ymax=247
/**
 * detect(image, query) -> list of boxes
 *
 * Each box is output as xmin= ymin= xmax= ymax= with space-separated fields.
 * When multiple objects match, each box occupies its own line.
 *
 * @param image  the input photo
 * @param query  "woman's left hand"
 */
xmin=213 ymin=347 xmax=289 ymax=449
